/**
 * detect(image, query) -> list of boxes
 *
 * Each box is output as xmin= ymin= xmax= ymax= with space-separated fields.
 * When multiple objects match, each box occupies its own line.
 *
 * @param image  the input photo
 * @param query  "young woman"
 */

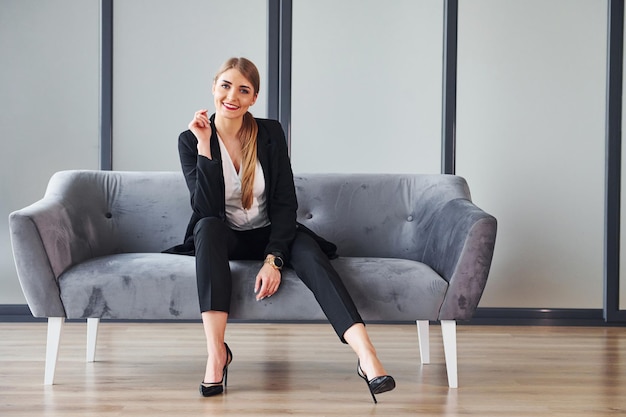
xmin=167 ymin=57 xmax=395 ymax=402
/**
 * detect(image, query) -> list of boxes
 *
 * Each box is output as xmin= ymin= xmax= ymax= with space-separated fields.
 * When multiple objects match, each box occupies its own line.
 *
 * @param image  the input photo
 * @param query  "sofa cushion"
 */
xmin=58 ymin=253 xmax=448 ymax=322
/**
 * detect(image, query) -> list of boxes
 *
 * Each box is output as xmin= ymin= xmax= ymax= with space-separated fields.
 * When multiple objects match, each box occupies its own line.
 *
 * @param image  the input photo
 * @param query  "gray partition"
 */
xmin=621 ymin=2 xmax=626 ymax=311
xmin=456 ymin=0 xmax=607 ymax=308
xmin=290 ymin=0 xmax=444 ymax=174
xmin=0 ymin=0 xmax=100 ymax=304
xmin=112 ymin=0 xmax=268 ymax=171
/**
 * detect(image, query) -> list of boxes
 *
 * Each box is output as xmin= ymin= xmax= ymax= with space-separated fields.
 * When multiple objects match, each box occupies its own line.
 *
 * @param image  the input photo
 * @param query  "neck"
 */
xmin=214 ymin=115 xmax=243 ymax=140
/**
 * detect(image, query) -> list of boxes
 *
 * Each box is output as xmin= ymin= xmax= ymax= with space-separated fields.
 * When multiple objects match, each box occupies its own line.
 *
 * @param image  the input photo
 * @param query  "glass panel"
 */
xmin=0 ymin=0 xmax=100 ymax=304
xmin=113 ymin=0 xmax=268 ymax=171
xmin=456 ymin=0 xmax=607 ymax=308
xmin=291 ymin=0 xmax=444 ymax=174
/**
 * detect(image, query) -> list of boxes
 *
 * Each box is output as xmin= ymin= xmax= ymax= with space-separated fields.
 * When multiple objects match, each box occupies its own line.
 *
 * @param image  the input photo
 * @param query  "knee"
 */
xmin=290 ymin=232 xmax=327 ymax=267
xmin=193 ymin=217 xmax=227 ymax=243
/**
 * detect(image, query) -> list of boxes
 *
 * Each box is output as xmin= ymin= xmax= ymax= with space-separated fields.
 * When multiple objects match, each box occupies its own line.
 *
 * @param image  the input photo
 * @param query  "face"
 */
xmin=212 ymin=68 xmax=258 ymax=120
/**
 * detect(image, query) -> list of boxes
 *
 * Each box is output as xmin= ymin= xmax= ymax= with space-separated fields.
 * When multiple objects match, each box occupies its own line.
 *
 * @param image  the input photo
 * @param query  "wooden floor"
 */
xmin=0 ymin=322 xmax=625 ymax=416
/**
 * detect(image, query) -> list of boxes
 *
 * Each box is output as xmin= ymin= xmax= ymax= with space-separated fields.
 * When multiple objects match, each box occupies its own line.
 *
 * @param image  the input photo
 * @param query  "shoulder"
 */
xmin=255 ymin=118 xmax=286 ymax=146
xmin=255 ymin=118 xmax=283 ymax=133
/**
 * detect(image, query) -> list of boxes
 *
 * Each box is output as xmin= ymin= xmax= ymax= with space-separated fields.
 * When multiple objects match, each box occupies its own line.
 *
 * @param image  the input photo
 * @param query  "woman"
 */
xmin=168 ymin=57 xmax=395 ymax=402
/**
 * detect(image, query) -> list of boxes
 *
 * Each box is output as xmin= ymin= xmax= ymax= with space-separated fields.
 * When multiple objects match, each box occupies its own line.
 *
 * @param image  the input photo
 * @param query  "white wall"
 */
xmin=0 ymin=0 xmax=100 ymax=304
xmin=0 ymin=0 xmax=616 ymax=311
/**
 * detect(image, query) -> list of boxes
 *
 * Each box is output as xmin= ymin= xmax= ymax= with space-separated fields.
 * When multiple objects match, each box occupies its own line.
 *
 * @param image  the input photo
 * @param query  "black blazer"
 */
xmin=164 ymin=115 xmax=299 ymax=262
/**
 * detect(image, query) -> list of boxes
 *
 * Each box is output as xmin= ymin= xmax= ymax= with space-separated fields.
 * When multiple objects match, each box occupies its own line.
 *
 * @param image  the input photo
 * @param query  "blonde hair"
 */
xmin=214 ymin=57 xmax=260 ymax=210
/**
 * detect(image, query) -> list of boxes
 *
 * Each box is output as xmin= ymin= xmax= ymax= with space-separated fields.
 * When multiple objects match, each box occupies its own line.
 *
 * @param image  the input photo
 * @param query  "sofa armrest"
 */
xmin=421 ymin=198 xmax=497 ymax=321
xmin=9 ymin=200 xmax=67 ymax=318
xmin=9 ymin=173 xmax=118 ymax=318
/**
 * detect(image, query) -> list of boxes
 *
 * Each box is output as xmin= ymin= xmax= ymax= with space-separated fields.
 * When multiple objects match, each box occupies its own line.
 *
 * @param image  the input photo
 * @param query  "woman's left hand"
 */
xmin=255 ymin=264 xmax=281 ymax=301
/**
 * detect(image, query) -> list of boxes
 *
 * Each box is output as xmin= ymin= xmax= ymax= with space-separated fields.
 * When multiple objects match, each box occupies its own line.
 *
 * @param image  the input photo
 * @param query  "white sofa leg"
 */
xmin=441 ymin=320 xmax=458 ymax=388
xmin=44 ymin=317 xmax=64 ymax=385
xmin=416 ymin=320 xmax=430 ymax=364
xmin=86 ymin=318 xmax=100 ymax=362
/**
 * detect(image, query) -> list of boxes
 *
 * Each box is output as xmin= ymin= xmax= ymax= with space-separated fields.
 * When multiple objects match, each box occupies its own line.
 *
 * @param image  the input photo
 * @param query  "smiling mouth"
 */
xmin=222 ymin=102 xmax=240 ymax=111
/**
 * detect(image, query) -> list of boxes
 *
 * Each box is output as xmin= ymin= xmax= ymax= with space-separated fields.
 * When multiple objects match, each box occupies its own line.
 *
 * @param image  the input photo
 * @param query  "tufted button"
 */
xmin=407 ymin=215 xmax=414 ymax=222
xmin=105 ymin=212 xmax=113 ymax=219
xmin=305 ymin=213 xmax=313 ymax=219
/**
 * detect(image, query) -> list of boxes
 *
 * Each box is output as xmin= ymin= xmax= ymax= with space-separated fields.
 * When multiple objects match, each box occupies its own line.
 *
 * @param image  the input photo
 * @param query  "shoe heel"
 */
xmin=224 ymin=343 xmax=232 ymax=389
xmin=199 ymin=342 xmax=233 ymax=397
xmin=357 ymin=361 xmax=378 ymax=404
xmin=357 ymin=360 xmax=396 ymax=404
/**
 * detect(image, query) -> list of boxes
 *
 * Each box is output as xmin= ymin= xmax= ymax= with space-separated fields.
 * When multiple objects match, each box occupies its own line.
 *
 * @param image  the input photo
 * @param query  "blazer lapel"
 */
xmin=208 ymin=113 xmax=222 ymax=160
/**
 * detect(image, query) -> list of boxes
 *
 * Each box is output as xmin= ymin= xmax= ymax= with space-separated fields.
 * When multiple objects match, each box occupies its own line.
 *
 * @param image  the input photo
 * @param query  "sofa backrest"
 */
xmin=43 ymin=170 xmax=472 ymax=262
xmin=43 ymin=170 xmax=191 ymax=258
xmin=294 ymin=174 xmax=471 ymax=261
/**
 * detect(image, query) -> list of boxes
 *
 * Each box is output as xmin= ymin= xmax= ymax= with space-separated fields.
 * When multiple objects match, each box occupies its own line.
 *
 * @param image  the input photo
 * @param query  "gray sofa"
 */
xmin=9 ymin=170 xmax=497 ymax=388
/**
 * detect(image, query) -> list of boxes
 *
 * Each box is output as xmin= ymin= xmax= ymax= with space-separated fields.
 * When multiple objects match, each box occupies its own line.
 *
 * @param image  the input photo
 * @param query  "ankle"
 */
xmin=207 ymin=341 xmax=226 ymax=355
xmin=358 ymin=352 xmax=386 ymax=378
xmin=357 ymin=346 xmax=377 ymax=363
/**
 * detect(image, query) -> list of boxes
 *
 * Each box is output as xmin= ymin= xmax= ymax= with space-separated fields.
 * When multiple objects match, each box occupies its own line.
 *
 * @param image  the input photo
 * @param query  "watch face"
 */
xmin=274 ymin=257 xmax=284 ymax=268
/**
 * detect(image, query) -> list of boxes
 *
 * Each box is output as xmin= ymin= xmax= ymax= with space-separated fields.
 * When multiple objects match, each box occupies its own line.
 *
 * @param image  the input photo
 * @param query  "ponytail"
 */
xmin=239 ymin=111 xmax=258 ymax=210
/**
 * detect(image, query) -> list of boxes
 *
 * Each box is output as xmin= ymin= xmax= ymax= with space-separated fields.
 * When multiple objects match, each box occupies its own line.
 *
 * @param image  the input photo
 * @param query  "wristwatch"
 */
xmin=265 ymin=254 xmax=284 ymax=270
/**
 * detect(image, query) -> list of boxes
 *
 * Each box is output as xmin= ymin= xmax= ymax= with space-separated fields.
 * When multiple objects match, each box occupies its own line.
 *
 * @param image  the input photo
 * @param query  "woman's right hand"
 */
xmin=189 ymin=109 xmax=212 ymax=158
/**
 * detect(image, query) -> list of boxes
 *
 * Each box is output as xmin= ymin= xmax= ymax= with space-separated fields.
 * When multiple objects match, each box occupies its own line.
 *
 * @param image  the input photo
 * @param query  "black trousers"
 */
xmin=193 ymin=217 xmax=363 ymax=342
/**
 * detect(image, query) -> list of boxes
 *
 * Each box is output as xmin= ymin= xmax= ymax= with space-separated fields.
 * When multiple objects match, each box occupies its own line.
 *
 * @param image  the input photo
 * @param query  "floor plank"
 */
xmin=0 ymin=322 xmax=625 ymax=416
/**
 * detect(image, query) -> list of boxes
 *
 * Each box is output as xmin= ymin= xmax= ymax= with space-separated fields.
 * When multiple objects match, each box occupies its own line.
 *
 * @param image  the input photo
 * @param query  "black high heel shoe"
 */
xmin=199 ymin=343 xmax=233 ymax=397
xmin=357 ymin=360 xmax=396 ymax=404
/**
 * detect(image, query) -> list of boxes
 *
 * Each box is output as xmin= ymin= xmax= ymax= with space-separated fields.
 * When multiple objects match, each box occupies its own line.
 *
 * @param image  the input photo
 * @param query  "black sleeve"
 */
xmin=262 ymin=121 xmax=298 ymax=262
xmin=178 ymin=130 xmax=225 ymax=220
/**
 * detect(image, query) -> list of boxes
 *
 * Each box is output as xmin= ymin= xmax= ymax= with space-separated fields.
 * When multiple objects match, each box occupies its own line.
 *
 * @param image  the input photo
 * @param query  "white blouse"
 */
xmin=217 ymin=136 xmax=270 ymax=230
